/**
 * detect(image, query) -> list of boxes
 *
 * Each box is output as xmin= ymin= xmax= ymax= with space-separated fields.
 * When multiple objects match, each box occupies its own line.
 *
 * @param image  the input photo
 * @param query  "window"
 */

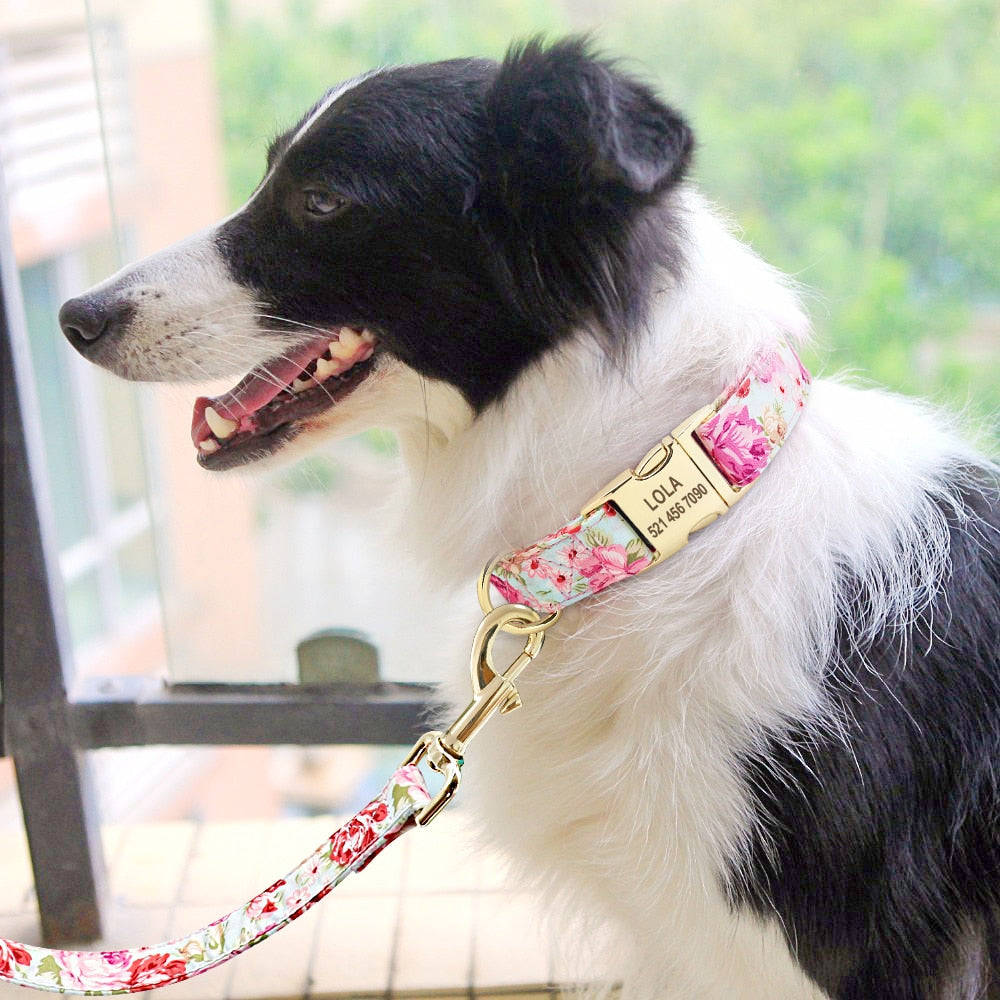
xmin=18 ymin=243 xmax=159 ymax=656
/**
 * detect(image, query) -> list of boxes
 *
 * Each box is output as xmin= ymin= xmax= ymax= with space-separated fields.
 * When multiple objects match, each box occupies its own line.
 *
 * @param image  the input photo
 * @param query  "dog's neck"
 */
xmin=389 ymin=193 xmax=809 ymax=593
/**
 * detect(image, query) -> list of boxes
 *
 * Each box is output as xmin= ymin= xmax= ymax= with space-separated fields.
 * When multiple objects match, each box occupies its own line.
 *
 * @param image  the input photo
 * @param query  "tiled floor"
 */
xmin=0 ymin=808 xmax=588 ymax=1000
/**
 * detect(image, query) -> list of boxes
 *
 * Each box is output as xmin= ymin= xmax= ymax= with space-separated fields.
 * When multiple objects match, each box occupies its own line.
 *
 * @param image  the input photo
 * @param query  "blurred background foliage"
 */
xmin=213 ymin=0 xmax=998 ymax=434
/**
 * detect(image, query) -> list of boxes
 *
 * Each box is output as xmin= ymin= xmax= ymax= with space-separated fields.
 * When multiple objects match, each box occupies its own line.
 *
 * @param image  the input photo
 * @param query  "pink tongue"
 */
xmin=191 ymin=335 xmax=331 ymax=445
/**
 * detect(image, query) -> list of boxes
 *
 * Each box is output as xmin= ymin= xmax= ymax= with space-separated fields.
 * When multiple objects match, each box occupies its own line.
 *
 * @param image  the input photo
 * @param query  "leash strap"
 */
xmin=487 ymin=342 xmax=811 ymax=613
xmin=0 ymin=767 xmax=430 ymax=995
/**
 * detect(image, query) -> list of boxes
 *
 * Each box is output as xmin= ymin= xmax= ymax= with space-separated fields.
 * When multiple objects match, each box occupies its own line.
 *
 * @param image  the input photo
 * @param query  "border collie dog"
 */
xmin=59 ymin=39 xmax=999 ymax=1000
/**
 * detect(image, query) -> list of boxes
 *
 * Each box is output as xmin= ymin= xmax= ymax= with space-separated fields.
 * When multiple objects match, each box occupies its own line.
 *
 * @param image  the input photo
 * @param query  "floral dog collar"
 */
xmin=0 ymin=343 xmax=808 ymax=995
xmin=487 ymin=341 xmax=811 ymax=613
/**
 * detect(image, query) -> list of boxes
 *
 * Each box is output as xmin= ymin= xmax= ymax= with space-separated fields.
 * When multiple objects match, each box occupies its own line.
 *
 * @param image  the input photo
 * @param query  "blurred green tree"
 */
xmin=212 ymin=0 xmax=566 ymax=203
xmin=601 ymin=0 xmax=998 ymax=419
xmin=212 ymin=0 xmax=998 ymax=429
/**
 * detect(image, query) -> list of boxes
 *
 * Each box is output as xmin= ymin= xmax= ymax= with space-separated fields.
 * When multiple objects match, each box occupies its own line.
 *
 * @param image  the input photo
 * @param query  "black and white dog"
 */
xmin=59 ymin=39 xmax=999 ymax=1000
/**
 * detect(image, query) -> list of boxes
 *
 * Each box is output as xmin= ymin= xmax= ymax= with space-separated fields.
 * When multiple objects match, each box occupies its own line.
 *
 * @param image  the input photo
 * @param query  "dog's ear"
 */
xmin=484 ymin=37 xmax=693 ymax=202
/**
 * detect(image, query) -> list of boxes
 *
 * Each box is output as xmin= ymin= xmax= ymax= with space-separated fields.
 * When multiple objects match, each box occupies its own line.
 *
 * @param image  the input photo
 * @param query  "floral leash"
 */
xmin=0 ymin=343 xmax=809 ymax=995
xmin=0 ymin=767 xmax=430 ymax=994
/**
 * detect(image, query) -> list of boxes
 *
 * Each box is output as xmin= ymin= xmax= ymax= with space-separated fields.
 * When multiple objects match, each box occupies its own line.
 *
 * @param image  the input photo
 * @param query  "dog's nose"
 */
xmin=59 ymin=295 xmax=109 ymax=346
xmin=59 ymin=293 xmax=134 ymax=355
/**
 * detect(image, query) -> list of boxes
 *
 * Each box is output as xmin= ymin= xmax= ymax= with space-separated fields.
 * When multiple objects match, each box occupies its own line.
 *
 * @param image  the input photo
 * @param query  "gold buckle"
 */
xmin=581 ymin=405 xmax=746 ymax=570
xmin=403 ymin=603 xmax=556 ymax=826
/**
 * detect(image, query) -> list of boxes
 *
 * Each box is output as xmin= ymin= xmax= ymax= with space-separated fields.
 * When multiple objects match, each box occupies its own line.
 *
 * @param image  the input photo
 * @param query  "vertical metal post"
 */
xmin=1 ymin=181 xmax=106 ymax=944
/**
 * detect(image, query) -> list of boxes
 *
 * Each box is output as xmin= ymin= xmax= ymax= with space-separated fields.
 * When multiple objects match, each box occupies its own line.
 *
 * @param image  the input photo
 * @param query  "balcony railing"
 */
xmin=0 ymin=193 xmax=438 ymax=944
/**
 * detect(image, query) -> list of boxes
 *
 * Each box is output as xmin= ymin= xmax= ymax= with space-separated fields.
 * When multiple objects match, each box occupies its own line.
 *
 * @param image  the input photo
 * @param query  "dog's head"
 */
xmin=59 ymin=38 xmax=693 ymax=471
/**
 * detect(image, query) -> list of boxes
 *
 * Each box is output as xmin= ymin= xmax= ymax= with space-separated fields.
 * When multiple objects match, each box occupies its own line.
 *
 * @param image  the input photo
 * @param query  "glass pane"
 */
xmin=18 ymin=261 xmax=93 ymax=552
xmin=9 ymin=0 xmax=995 ymax=692
xmin=98 ymin=373 xmax=149 ymax=513
xmin=116 ymin=529 xmax=158 ymax=611
xmin=83 ymin=240 xmax=120 ymax=287
xmin=65 ymin=568 xmax=105 ymax=646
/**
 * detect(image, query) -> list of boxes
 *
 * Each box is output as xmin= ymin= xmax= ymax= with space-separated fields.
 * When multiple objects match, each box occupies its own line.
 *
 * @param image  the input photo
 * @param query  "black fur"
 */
xmin=215 ymin=38 xmax=693 ymax=410
xmin=732 ymin=482 xmax=1000 ymax=999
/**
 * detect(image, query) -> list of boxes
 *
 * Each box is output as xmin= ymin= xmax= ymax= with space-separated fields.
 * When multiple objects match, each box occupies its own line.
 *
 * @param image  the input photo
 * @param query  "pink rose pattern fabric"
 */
xmin=490 ymin=502 xmax=652 ymax=614
xmin=489 ymin=342 xmax=810 ymax=612
xmin=696 ymin=341 xmax=811 ymax=487
xmin=0 ymin=766 xmax=429 ymax=995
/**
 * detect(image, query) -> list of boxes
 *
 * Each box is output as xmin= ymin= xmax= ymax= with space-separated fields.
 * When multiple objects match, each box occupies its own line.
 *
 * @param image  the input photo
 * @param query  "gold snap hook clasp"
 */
xmin=403 ymin=595 xmax=561 ymax=826
xmin=469 ymin=603 xmax=547 ymax=696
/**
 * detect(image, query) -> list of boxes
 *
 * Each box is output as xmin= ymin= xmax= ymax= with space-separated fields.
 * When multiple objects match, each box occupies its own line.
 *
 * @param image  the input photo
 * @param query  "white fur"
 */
xmin=361 ymin=193 xmax=983 ymax=998
xmin=290 ymin=72 xmax=378 ymax=148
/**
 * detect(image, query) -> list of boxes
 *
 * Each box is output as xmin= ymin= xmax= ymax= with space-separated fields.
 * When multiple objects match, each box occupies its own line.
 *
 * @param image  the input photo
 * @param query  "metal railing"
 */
xmin=0 ymin=197 xmax=438 ymax=945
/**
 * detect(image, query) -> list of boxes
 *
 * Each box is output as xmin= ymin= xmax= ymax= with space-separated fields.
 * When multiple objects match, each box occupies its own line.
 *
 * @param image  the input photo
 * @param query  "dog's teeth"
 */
xmin=198 ymin=438 xmax=221 ymax=454
xmin=360 ymin=329 xmax=375 ymax=344
xmin=330 ymin=330 xmax=359 ymax=360
xmin=315 ymin=356 xmax=337 ymax=380
xmin=291 ymin=377 xmax=312 ymax=394
xmin=204 ymin=406 xmax=238 ymax=440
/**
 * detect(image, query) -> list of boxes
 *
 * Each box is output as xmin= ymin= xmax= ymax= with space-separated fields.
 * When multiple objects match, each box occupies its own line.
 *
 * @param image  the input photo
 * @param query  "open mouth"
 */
xmin=191 ymin=326 xmax=377 ymax=470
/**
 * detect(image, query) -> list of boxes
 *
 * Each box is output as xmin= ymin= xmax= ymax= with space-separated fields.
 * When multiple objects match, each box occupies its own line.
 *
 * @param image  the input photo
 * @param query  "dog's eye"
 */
xmin=302 ymin=188 xmax=349 ymax=218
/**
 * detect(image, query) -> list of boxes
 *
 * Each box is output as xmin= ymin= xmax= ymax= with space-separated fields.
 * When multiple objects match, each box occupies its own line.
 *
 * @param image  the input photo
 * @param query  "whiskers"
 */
xmin=152 ymin=301 xmax=370 ymax=411
xmin=196 ymin=300 xmax=347 ymax=345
